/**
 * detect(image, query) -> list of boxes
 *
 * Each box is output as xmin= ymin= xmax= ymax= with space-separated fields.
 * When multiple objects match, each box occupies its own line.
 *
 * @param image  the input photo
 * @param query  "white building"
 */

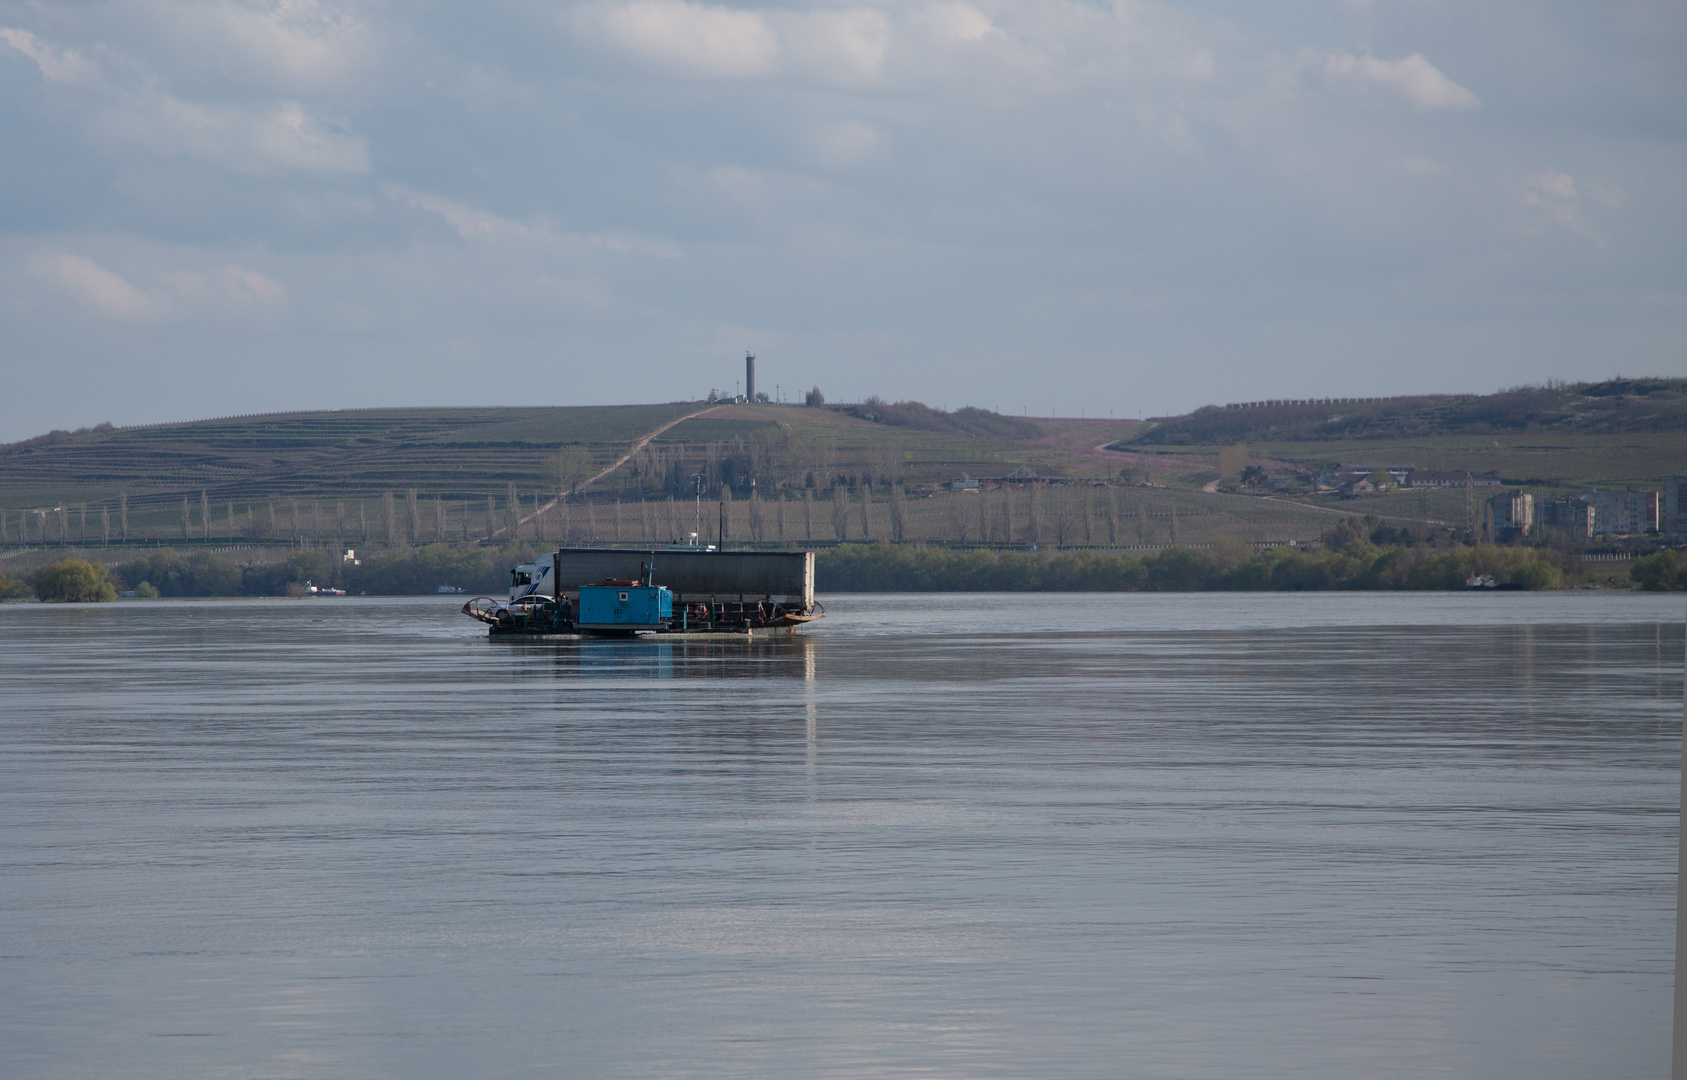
xmin=1579 ymin=489 xmax=1660 ymax=535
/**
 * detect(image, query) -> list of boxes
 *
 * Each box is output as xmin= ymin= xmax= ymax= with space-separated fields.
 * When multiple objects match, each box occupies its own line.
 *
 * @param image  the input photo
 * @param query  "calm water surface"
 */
xmin=0 ymin=592 xmax=1680 ymax=1079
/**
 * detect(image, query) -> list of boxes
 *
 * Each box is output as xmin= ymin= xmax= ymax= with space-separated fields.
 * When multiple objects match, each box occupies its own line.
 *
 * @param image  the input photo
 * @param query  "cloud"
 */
xmin=0 ymin=26 xmax=98 ymax=84
xmin=923 ymin=3 xmax=999 ymax=45
xmin=777 ymin=8 xmax=889 ymax=82
xmin=814 ymin=119 xmax=882 ymax=165
xmin=1522 ymin=170 xmax=1578 ymax=226
xmin=28 ymin=251 xmax=158 ymax=319
xmin=386 ymin=185 xmax=535 ymax=240
xmin=200 ymin=265 xmax=287 ymax=306
xmin=99 ymin=95 xmax=370 ymax=174
xmin=1326 ymin=51 xmax=1479 ymax=110
xmin=575 ymin=0 xmax=781 ymax=78
xmin=1528 ymin=170 xmax=1575 ymax=200
xmin=574 ymin=1 xmax=890 ymax=82
xmin=386 ymin=186 xmax=682 ymax=257
xmin=163 ymin=0 xmax=372 ymax=90
xmin=27 ymin=250 xmax=284 ymax=319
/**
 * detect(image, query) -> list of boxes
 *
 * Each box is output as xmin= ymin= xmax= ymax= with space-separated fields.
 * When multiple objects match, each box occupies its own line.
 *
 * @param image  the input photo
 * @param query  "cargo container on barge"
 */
xmin=462 ymin=547 xmax=823 ymax=637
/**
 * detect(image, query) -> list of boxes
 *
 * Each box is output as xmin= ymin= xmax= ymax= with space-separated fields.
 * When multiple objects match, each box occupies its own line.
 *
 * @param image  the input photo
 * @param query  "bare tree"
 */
xmin=803 ymin=490 xmax=814 ymax=540
xmin=949 ymin=493 xmax=971 ymax=543
xmin=859 ymin=478 xmax=873 ymax=540
xmin=890 ymin=481 xmax=906 ymax=542
xmin=546 ymin=446 xmax=593 ymax=498
xmin=1051 ymin=488 xmax=1078 ymax=547
xmin=748 ymin=489 xmax=764 ymax=540
xmin=1028 ymin=486 xmax=1043 ymax=544
xmin=832 ymin=484 xmax=849 ymax=541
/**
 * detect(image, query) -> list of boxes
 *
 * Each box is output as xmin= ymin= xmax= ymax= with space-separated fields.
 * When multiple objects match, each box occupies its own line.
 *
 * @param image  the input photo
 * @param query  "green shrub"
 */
xmin=33 ymin=559 xmax=118 ymax=602
xmin=1631 ymin=551 xmax=1687 ymax=591
xmin=1508 ymin=560 xmax=1563 ymax=590
xmin=815 ymin=541 xmax=1572 ymax=593
xmin=0 ymin=571 xmax=33 ymax=600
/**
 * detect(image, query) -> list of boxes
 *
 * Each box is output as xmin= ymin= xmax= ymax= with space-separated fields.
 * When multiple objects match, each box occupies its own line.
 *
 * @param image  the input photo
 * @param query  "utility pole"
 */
xmin=693 ymin=472 xmax=706 ymax=546
xmin=1465 ymin=475 xmax=1475 ymax=542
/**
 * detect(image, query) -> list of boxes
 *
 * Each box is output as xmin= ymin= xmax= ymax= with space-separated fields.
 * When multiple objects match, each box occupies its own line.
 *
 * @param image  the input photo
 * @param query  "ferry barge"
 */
xmin=463 ymin=547 xmax=823 ymax=637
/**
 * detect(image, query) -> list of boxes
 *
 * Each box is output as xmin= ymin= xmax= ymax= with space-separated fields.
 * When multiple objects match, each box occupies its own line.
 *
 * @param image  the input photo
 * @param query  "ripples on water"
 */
xmin=0 ymin=593 xmax=1679 ymax=1079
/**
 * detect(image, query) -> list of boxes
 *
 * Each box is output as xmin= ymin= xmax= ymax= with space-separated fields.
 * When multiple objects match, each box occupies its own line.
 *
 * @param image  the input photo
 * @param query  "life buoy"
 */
xmin=693 ymin=603 xmax=709 ymax=620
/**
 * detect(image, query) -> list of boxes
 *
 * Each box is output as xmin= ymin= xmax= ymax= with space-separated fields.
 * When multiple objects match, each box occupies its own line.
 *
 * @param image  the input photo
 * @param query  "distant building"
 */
xmin=1324 ymin=469 xmax=1393 ymax=492
xmin=1488 ymin=490 xmax=1534 ymax=539
xmin=1537 ymin=496 xmax=1596 ymax=539
xmin=1407 ymin=470 xmax=1502 ymax=488
xmin=947 ymin=475 xmax=980 ymax=491
xmin=1344 ymin=462 xmax=1415 ymax=485
xmin=1579 ymin=488 xmax=1660 ymax=535
xmin=1667 ymin=476 xmax=1687 ymax=539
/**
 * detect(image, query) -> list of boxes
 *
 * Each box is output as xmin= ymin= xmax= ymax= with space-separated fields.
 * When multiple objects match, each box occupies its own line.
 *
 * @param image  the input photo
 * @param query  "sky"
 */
xmin=0 ymin=0 xmax=1683 ymax=441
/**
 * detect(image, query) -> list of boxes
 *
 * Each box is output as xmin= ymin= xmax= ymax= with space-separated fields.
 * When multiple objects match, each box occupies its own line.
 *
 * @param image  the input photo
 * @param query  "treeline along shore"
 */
xmin=8 ymin=532 xmax=1680 ymax=601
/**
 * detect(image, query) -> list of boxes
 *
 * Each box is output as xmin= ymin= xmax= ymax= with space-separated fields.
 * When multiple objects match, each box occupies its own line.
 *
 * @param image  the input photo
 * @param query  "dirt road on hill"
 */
xmin=491 ymin=404 xmax=725 ymax=542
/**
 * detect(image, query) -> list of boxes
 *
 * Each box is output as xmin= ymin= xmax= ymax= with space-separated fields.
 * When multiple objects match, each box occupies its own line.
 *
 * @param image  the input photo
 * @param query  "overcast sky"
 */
xmin=1 ymin=0 xmax=1682 ymax=440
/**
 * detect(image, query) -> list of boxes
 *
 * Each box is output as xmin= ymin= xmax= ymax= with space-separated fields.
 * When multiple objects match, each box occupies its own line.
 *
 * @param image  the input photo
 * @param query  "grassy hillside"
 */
xmin=1 ymin=384 xmax=1678 ymax=552
xmin=1129 ymin=379 xmax=1687 ymax=446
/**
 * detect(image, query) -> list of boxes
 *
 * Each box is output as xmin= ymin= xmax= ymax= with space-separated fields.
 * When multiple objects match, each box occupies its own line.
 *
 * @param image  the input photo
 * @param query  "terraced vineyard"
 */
xmin=2 ymin=389 xmax=1675 ymax=552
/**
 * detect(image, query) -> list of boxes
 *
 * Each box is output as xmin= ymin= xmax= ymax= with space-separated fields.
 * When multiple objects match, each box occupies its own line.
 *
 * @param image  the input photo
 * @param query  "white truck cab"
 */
xmin=508 ymin=562 xmax=553 ymax=600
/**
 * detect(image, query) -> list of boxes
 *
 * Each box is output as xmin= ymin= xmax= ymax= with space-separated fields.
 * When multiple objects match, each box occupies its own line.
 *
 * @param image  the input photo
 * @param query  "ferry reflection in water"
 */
xmin=0 ymin=592 xmax=1677 ymax=1080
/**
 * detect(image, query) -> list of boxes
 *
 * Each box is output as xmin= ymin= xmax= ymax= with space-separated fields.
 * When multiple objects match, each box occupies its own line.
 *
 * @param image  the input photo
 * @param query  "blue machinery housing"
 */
xmin=577 ymin=585 xmax=674 ymax=631
xmin=463 ymin=547 xmax=823 ymax=637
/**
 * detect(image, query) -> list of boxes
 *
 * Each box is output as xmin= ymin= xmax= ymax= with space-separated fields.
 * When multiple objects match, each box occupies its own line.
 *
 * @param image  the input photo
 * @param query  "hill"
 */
xmin=1127 ymin=379 xmax=1687 ymax=446
xmin=1 ymin=382 xmax=1679 ymax=555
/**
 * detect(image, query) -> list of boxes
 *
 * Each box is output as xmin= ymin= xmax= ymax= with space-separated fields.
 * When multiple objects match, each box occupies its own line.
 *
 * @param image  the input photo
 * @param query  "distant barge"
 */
xmin=463 ymin=547 xmax=823 ymax=637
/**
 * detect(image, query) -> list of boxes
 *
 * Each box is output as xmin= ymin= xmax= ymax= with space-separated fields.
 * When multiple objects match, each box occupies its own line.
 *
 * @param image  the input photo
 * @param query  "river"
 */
xmin=0 ymin=593 xmax=1678 ymax=1078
